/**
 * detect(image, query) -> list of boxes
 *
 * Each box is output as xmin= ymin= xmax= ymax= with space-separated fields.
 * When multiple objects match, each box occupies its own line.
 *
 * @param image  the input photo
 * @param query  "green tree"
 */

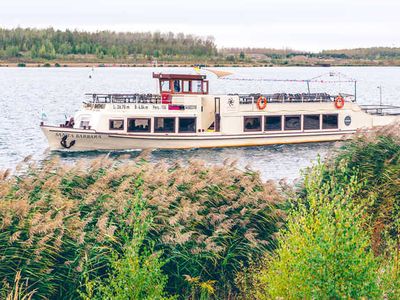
xmin=256 ymin=163 xmax=380 ymax=299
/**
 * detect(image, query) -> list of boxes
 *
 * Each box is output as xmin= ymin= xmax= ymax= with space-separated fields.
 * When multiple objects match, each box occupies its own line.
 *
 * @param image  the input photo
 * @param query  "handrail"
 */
xmin=235 ymin=93 xmax=353 ymax=104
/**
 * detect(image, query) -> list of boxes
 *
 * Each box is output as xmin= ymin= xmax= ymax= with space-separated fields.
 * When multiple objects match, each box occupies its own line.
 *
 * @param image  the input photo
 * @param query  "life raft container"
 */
xmin=335 ymin=96 xmax=345 ymax=109
xmin=257 ymin=96 xmax=268 ymax=110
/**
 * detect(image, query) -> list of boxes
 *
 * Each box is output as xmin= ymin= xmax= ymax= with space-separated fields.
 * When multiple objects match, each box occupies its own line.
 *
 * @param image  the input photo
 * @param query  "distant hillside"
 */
xmin=221 ymin=47 xmax=400 ymax=66
xmin=222 ymin=47 xmax=400 ymax=60
xmin=0 ymin=27 xmax=217 ymax=61
xmin=320 ymin=47 xmax=400 ymax=59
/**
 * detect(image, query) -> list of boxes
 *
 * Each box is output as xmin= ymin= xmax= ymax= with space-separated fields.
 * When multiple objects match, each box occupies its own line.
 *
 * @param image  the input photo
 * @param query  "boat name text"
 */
xmin=56 ymin=133 xmax=102 ymax=139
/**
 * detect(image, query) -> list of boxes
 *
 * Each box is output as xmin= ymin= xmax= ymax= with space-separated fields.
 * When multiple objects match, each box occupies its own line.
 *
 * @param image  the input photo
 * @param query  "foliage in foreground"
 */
xmin=252 ymin=163 xmax=380 ymax=299
xmin=239 ymin=123 xmax=400 ymax=299
xmin=327 ymin=124 xmax=400 ymax=255
xmin=0 ymin=156 xmax=283 ymax=299
xmin=81 ymin=192 xmax=170 ymax=300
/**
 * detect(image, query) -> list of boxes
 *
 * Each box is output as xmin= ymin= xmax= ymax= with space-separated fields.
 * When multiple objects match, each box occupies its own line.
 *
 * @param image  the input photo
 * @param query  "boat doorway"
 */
xmin=214 ymin=97 xmax=221 ymax=132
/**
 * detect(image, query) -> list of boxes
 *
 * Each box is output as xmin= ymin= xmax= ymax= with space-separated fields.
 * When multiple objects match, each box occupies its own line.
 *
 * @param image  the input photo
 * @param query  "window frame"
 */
xmin=191 ymin=80 xmax=203 ymax=94
xmin=284 ymin=115 xmax=302 ymax=131
xmin=127 ymin=118 xmax=151 ymax=133
xmin=154 ymin=117 xmax=176 ymax=133
xmin=160 ymin=80 xmax=171 ymax=92
xmin=109 ymin=119 xmax=125 ymax=131
xmin=264 ymin=115 xmax=282 ymax=131
xmin=322 ymin=114 xmax=339 ymax=129
xmin=303 ymin=114 xmax=321 ymax=130
xmin=244 ymin=116 xmax=262 ymax=132
xmin=178 ymin=117 xmax=197 ymax=133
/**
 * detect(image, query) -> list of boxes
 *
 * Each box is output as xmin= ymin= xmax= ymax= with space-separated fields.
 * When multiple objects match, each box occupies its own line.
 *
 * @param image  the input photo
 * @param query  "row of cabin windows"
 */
xmin=244 ymin=114 xmax=338 ymax=132
xmin=109 ymin=117 xmax=196 ymax=133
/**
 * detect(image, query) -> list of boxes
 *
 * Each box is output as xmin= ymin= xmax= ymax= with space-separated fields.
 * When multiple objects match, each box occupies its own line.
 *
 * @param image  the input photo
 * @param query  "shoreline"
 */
xmin=1 ymin=61 xmax=400 ymax=68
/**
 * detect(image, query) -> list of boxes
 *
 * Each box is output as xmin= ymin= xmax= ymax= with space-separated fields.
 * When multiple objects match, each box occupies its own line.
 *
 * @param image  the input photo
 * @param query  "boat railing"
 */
xmin=360 ymin=104 xmax=400 ymax=116
xmin=85 ymin=93 xmax=162 ymax=104
xmin=234 ymin=93 xmax=353 ymax=104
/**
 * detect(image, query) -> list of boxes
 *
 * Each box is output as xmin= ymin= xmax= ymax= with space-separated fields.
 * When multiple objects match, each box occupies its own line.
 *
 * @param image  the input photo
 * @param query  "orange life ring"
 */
xmin=257 ymin=96 xmax=267 ymax=110
xmin=335 ymin=96 xmax=345 ymax=109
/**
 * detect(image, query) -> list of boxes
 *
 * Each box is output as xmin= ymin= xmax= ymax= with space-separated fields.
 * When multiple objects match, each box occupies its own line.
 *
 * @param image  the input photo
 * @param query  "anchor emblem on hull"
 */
xmin=60 ymin=135 xmax=76 ymax=149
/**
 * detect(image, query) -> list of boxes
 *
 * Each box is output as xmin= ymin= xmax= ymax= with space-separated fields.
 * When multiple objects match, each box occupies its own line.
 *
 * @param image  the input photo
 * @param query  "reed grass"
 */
xmin=0 ymin=155 xmax=284 ymax=299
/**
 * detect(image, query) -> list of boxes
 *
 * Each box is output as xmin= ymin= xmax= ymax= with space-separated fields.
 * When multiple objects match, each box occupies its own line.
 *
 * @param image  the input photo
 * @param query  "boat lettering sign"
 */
xmin=111 ymin=104 xmax=197 ymax=111
xmin=55 ymin=132 xmax=102 ymax=139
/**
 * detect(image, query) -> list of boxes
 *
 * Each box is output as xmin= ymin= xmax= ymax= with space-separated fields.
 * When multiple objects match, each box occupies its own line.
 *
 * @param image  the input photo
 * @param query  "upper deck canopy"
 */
xmin=153 ymin=72 xmax=209 ymax=95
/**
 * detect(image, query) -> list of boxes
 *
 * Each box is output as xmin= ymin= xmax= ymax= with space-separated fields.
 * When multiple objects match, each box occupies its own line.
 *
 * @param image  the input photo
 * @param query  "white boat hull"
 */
xmin=41 ymin=126 xmax=355 ymax=151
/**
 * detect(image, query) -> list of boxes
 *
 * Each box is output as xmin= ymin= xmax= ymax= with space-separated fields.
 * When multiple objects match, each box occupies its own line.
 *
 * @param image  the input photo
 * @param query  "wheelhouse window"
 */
xmin=127 ymin=118 xmax=151 ymax=132
xmin=109 ymin=119 xmax=124 ymax=130
xmin=173 ymin=80 xmax=182 ymax=93
xmin=203 ymin=81 xmax=209 ymax=94
xmin=244 ymin=116 xmax=262 ymax=132
xmin=155 ymin=117 xmax=175 ymax=133
xmin=179 ymin=117 xmax=196 ymax=133
xmin=192 ymin=80 xmax=203 ymax=93
xmin=303 ymin=114 xmax=320 ymax=130
xmin=265 ymin=116 xmax=282 ymax=131
xmin=161 ymin=80 xmax=171 ymax=92
xmin=284 ymin=115 xmax=301 ymax=130
xmin=322 ymin=114 xmax=338 ymax=129
xmin=183 ymin=81 xmax=190 ymax=93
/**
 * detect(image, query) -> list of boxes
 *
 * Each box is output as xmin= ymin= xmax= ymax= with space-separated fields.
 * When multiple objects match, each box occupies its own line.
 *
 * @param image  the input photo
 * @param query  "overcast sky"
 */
xmin=1 ymin=0 xmax=399 ymax=51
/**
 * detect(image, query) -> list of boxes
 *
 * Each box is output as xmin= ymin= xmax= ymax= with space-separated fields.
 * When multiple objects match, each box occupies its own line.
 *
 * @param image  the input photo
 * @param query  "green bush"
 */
xmin=252 ymin=163 xmax=380 ymax=299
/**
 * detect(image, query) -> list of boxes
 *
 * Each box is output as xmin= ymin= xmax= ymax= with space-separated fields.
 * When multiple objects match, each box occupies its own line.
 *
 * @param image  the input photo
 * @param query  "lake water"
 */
xmin=1 ymin=66 xmax=399 ymax=181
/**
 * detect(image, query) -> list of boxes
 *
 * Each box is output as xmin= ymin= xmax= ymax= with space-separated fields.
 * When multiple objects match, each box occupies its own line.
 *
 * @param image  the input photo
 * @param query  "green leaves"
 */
xmin=258 ymin=163 xmax=380 ymax=299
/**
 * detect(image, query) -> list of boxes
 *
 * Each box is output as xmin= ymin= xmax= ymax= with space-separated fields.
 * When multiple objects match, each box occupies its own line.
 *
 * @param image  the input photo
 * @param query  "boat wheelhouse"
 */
xmin=40 ymin=72 xmax=400 ymax=151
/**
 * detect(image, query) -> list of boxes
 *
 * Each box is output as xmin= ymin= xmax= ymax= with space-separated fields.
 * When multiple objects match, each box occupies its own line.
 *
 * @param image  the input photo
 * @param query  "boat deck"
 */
xmin=85 ymin=92 xmax=349 ymax=104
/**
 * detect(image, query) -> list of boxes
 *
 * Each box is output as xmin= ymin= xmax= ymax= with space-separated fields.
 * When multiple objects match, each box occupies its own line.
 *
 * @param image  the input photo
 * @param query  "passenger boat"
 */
xmin=40 ymin=72 xmax=400 ymax=151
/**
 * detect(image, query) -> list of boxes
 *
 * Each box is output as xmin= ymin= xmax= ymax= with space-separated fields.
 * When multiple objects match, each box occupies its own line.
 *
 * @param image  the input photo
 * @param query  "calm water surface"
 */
xmin=0 ymin=67 xmax=399 ymax=181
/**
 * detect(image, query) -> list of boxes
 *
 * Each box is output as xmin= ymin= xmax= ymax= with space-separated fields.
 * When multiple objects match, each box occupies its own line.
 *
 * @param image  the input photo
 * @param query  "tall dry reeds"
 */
xmin=0 ymin=155 xmax=284 ymax=299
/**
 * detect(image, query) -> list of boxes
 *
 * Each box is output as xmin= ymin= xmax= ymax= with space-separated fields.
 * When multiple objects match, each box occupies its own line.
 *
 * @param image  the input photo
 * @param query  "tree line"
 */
xmin=0 ymin=27 xmax=217 ymax=60
xmin=222 ymin=46 xmax=400 ymax=60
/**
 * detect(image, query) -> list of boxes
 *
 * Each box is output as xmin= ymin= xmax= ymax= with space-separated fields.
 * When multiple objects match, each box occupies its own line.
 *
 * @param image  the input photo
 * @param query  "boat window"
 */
xmin=322 ymin=114 xmax=338 ymax=129
xmin=80 ymin=120 xmax=90 ymax=129
xmin=161 ymin=80 xmax=171 ymax=92
xmin=192 ymin=80 xmax=202 ymax=93
xmin=203 ymin=81 xmax=209 ymax=93
xmin=265 ymin=116 xmax=282 ymax=131
xmin=109 ymin=119 xmax=124 ymax=130
xmin=244 ymin=116 xmax=262 ymax=132
xmin=173 ymin=80 xmax=181 ymax=93
xmin=284 ymin=115 xmax=301 ymax=130
xmin=303 ymin=114 xmax=320 ymax=130
xmin=155 ymin=117 xmax=175 ymax=133
xmin=183 ymin=81 xmax=190 ymax=93
xmin=127 ymin=118 xmax=151 ymax=132
xmin=179 ymin=117 xmax=196 ymax=133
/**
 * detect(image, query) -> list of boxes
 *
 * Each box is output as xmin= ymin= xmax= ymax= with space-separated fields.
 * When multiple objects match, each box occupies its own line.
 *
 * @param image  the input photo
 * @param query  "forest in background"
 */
xmin=1 ymin=27 xmax=400 ymax=66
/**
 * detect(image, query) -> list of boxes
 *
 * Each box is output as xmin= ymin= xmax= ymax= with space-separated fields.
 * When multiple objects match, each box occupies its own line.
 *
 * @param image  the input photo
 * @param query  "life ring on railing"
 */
xmin=257 ymin=96 xmax=268 ymax=110
xmin=335 ymin=96 xmax=345 ymax=109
